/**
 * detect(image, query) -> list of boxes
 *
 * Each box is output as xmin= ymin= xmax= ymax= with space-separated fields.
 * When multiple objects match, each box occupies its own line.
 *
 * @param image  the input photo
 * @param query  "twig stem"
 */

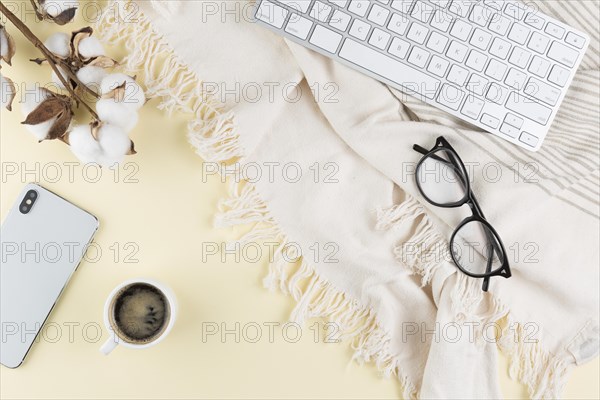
xmin=0 ymin=2 xmax=99 ymax=120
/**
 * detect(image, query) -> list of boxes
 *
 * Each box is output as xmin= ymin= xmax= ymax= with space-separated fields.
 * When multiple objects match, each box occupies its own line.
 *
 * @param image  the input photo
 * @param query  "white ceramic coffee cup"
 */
xmin=100 ymin=278 xmax=177 ymax=355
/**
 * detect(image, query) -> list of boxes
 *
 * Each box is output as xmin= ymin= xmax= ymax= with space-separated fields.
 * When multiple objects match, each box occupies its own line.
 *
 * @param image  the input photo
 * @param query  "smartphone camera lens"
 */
xmin=20 ymin=189 xmax=38 ymax=214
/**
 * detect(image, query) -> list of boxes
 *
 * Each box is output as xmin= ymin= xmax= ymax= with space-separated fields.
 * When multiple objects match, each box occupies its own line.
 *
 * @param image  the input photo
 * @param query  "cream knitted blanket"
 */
xmin=97 ymin=1 xmax=599 ymax=398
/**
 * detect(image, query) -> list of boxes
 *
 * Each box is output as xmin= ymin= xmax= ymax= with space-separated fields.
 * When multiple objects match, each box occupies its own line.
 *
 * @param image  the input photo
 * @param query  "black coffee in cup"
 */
xmin=109 ymin=283 xmax=170 ymax=344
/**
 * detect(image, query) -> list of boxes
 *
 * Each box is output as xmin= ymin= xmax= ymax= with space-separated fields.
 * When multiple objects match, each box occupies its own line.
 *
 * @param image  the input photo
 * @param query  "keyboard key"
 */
xmin=508 ymin=23 xmax=531 ymax=45
xmin=388 ymin=13 xmax=411 ymax=35
xmin=407 ymin=22 xmax=430 ymax=44
xmin=461 ymin=95 xmax=485 ymax=119
xmin=430 ymin=0 xmax=450 ymax=7
xmin=548 ymin=65 xmax=570 ymax=87
xmin=504 ymin=68 xmax=527 ymax=89
xmin=427 ymin=31 xmax=449 ymax=53
xmin=466 ymin=50 xmax=488 ymax=71
xmin=449 ymin=1 xmax=474 ymax=18
xmin=339 ymin=39 xmax=441 ymax=99
xmin=527 ymin=32 xmax=550 ymax=54
xmin=504 ymin=3 xmax=526 ymax=20
xmin=285 ymin=14 xmax=313 ymax=39
xmin=470 ymin=28 xmax=492 ymax=50
xmin=500 ymin=123 xmax=520 ymax=138
xmin=489 ymin=37 xmax=511 ymax=59
xmin=427 ymin=55 xmax=450 ymax=77
xmin=524 ymin=12 xmax=544 ymax=29
xmin=446 ymin=41 xmax=468 ymax=62
xmin=447 ymin=64 xmax=470 ymax=86
xmin=505 ymin=92 xmax=552 ymax=125
xmin=391 ymin=0 xmax=414 ymax=14
xmin=348 ymin=0 xmax=370 ymax=17
xmin=485 ymin=59 xmax=507 ymax=81
xmin=508 ymin=47 xmax=531 ymax=68
xmin=368 ymin=4 xmax=390 ymax=26
xmin=427 ymin=32 xmax=448 ymax=54
xmin=437 ymin=83 xmax=464 ymax=110
xmin=328 ymin=0 xmax=349 ymax=7
xmin=483 ymin=1 xmax=503 ymax=11
xmin=488 ymin=14 xmax=511 ymax=36
xmin=545 ymin=23 xmax=565 ymax=39
xmin=349 ymin=19 xmax=372 ymax=40
xmin=330 ymin=10 xmax=352 ymax=31
xmin=309 ymin=25 xmax=343 ymax=53
xmin=481 ymin=113 xmax=500 ymax=128
xmin=408 ymin=46 xmax=431 ymax=68
xmin=528 ymin=56 xmax=551 ymax=78
xmin=388 ymin=37 xmax=411 ymax=59
xmin=469 ymin=4 xmax=493 ymax=27
xmin=504 ymin=113 xmax=524 ymax=128
xmin=280 ymin=0 xmax=311 ymax=13
xmin=486 ymin=82 xmax=509 ymax=104
xmin=565 ymin=32 xmax=586 ymax=49
xmin=256 ymin=0 xmax=288 ymax=28
xmin=369 ymin=28 xmax=391 ymax=49
xmin=547 ymin=41 xmax=579 ymax=67
xmin=519 ymin=132 xmax=539 ymax=147
xmin=430 ymin=10 xmax=453 ymax=32
xmin=411 ymin=1 xmax=435 ymax=23
xmin=450 ymin=19 xmax=472 ymax=41
xmin=467 ymin=74 xmax=489 ymax=96
xmin=524 ymin=77 xmax=561 ymax=106
xmin=310 ymin=1 xmax=333 ymax=22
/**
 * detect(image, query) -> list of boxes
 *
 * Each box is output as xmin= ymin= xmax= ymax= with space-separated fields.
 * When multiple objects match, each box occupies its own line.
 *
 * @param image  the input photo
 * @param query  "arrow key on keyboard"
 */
xmin=519 ymin=132 xmax=539 ymax=147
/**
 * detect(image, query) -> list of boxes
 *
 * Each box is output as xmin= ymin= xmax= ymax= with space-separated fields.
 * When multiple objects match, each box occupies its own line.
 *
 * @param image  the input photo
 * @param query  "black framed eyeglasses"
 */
xmin=413 ymin=136 xmax=511 ymax=292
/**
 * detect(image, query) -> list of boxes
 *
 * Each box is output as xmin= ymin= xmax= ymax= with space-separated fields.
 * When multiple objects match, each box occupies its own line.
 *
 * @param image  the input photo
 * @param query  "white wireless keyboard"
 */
xmin=253 ymin=0 xmax=590 ymax=151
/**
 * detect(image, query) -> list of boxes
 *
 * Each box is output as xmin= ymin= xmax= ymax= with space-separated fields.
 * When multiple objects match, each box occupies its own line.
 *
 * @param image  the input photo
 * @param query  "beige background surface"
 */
xmin=1 ymin=7 xmax=598 ymax=399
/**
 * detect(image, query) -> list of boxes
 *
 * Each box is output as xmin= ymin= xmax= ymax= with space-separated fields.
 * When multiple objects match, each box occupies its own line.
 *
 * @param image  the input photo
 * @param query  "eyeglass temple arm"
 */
xmin=414 ymin=143 xmax=494 ymax=291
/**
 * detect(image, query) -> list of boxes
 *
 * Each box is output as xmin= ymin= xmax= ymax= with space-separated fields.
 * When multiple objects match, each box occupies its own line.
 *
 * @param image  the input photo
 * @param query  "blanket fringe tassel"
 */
xmin=377 ymin=197 xmax=573 ymax=399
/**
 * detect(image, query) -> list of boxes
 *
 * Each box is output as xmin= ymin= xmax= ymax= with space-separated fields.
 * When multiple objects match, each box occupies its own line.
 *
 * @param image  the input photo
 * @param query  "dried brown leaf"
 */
xmin=0 ymin=24 xmax=17 ymax=66
xmin=88 ymin=56 xmax=118 ymax=69
xmin=22 ymin=97 xmax=67 ymax=125
xmin=71 ymin=26 xmax=93 ymax=59
xmin=102 ymin=82 xmax=127 ymax=102
xmin=46 ymin=109 xmax=73 ymax=140
xmin=90 ymin=120 xmax=103 ymax=141
xmin=51 ymin=7 xmax=77 ymax=25
xmin=127 ymin=140 xmax=137 ymax=155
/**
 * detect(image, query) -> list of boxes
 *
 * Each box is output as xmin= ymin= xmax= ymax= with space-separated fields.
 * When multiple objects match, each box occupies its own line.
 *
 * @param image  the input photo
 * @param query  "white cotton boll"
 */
xmin=24 ymin=118 xmax=55 ymax=141
xmin=68 ymin=124 xmax=103 ymax=163
xmin=100 ymin=73 xmax=146 ymax=111
xmin=20 ymin=86 xmax=51 ymax=117
xmin=98 ymin=123 xmax=131 ymax=160
xmin=44 ymin=32 xmax=71 ymax=58
xmin=0 ymin=30 xmax=8 ymax=59
xmin=77 ymin=36 xmax=104 ymax=59
xmin=76 ymin=66 xmax=107 ymax=93
xmin=96 ymin=99 xmax=139 ymax=132
xmin=41 ymin=0 xmax=78 ymax=17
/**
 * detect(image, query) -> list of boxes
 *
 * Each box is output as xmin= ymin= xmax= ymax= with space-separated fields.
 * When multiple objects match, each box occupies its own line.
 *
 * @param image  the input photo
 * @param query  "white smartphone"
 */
xmin=1 ymin=183 xmax=99 ymax=368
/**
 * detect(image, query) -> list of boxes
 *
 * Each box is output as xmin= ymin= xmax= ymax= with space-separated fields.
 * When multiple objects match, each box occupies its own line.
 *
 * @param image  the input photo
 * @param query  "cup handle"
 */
xmin=100 ymin=333 xmax=118 ymax=355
